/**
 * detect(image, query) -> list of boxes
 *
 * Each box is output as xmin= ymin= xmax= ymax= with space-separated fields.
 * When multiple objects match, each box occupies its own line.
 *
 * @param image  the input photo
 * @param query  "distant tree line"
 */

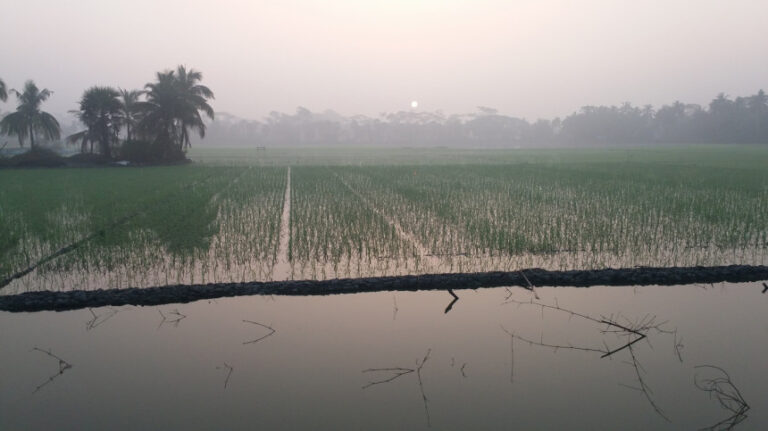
xmin=0 ymin=66 xmax=214 ymax=163
xmin=196 ymin=91 xmax=768 ymax=147
xmin=2 ymin=72 xmax=766 ymax=152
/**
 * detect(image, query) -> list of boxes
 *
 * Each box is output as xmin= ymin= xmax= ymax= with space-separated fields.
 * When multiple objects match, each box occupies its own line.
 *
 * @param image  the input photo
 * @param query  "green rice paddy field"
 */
xmin=1 ymin=145 xmax=767 ymax=293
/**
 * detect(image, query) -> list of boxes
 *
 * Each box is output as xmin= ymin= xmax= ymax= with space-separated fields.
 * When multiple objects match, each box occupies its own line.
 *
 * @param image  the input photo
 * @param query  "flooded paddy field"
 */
xmin=1 ymin=146 xmax=766 ymax=294
xmin=1 ymin=146 xmax=766 ymax=430
xmin=1 ymin=282 xmax=766 ymax=430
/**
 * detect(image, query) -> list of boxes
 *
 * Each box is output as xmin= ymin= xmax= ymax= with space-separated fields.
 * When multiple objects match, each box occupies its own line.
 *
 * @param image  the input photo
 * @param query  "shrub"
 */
xmin=119 ymin=140 xmax=158 ymax=164
xmin=68 ymin=152 xmax=111 ymax=165
xmin=2 ymin=148 xmax=66 ymax=167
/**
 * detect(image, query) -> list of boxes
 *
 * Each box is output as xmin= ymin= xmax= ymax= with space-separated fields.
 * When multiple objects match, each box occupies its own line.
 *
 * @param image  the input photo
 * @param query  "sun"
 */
xmin=410 ymin=100 xmax=419 ymax=109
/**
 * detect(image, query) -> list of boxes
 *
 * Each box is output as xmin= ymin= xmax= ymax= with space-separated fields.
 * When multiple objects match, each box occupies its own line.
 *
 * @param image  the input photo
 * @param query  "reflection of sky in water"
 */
xmin=1 ymin=282 xmax=766 ymax=430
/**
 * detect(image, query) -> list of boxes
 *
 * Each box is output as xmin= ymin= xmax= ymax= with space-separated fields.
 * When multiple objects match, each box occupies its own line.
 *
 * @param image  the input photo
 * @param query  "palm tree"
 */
xmin=136 ymin=70 xmax=179 ymax=159
xmin=67 ymin=86 xmax=123 ymax=158
xmin=0 ymin=81 xmax=60 ymax=150
xmin=173 ymin=65 xmax=215 ymax=150
xmin=136 ymin=65 xmax=214 ymax=160
xmin=0 ymin=77 xmax=7 ymax=102
xmin=119 ymin=88 xmax=143 ymax=141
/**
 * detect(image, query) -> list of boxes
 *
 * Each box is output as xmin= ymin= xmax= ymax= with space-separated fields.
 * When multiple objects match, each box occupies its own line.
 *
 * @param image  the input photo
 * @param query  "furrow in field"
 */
xmin=273 ymin=167 xmax=292 ymax=280
xmin=330 ymin=169 xmax=444 ymax=271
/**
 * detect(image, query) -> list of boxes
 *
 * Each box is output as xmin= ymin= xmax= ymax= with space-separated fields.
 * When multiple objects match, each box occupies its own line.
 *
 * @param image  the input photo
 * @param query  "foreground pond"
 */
xmin=1 ymin=282 xmax=766 ymax=430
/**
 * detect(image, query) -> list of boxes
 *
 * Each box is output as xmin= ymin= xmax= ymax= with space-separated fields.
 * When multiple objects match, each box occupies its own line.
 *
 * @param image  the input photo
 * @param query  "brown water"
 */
xmin=1 ymin=282 xmax=766 ymax=430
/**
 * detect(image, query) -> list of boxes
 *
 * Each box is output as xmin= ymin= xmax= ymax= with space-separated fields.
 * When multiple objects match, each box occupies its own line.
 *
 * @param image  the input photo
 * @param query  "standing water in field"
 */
xmin=1 ymin=150 xmax=766 ymax=295
xmin=1 ymin=282 xmax=765 ymax=430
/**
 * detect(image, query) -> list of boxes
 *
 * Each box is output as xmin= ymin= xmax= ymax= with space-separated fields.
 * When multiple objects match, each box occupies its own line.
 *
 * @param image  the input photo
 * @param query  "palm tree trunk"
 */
xmin=29 ymin=124 xmax=36 ymax=151
xmin=102 ymin=130 xmax=111 ymax=159
xmin=180 ymin=127 xmax=188 ymax=151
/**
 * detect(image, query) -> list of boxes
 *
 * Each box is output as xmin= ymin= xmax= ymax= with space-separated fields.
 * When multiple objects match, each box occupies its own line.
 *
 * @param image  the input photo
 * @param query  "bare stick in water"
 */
xmin=242 ymin=320 xmax=276 ymax=345
xmin=695 ymin=365 xmax=750 ymax=431
xmin=217 ymin=363 xmax=234 ymax=389
xmin=444 ymin=289 xmax=459 ymax=314
xmin=31 ymin=347 xmax=73 ymax=393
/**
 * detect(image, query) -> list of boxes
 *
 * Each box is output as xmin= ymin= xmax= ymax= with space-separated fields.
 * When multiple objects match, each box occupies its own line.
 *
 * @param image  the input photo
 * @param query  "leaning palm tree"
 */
xmin=67 ymin=86 xmax=123 ymax=158
xmin=0 ymin=77 xmax=7 ymax=102
xmin=136 ymin=65 xmax=214 ymax=160
xmin=0 ymin=81 xmax=60 ymax=150
xmin=119 ymin=88 xmax=143 ymax=141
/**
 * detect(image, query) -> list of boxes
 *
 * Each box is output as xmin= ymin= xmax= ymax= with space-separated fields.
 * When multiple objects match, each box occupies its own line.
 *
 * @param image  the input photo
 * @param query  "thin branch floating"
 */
xmin=444 ymin=289 xmax=459 ymax=314
xmin=158 ymin=309 xmax=186 ymax=328
xmin=217 ymin=362 xmax=234 ymax=389
xmin=503 ymin=298 xmax=674 ymax=422
xmin=362 ymin=349 xmax=433 ymax=427
xmin=31 ymin=347 xmax=73 ymax=394
xmin=695 ymin=365 xmax=750 ymax=431
xmin=242 ymin=320 xmax=276 ymax=345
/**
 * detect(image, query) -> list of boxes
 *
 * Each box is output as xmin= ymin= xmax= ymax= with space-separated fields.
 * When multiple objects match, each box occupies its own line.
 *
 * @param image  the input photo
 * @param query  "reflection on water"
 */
xmin=1 ymin=282 xmax=766 ymax=430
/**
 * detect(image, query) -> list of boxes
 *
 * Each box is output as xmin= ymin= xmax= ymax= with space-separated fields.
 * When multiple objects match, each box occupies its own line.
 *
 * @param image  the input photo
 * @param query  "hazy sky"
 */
xmin=1 ymin=0 xmax=767 ymax=121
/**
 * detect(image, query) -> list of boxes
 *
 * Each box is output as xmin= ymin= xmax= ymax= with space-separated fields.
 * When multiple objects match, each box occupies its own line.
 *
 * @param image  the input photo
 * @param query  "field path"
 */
xmin=330 ymin=169 xmax=445 ymax=271
xmin=273 ymin=167 xmax=292 ymax=280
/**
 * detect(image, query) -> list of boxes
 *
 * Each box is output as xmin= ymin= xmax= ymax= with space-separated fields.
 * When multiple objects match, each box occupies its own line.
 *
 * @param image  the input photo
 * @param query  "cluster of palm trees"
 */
xmin=0 ymin=65 xmax=214 ymax=162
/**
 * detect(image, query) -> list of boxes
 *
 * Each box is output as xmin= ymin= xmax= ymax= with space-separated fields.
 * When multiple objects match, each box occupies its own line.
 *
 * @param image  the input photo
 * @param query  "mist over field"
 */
xmin=2 ymin=0 xmax=767 ymax=149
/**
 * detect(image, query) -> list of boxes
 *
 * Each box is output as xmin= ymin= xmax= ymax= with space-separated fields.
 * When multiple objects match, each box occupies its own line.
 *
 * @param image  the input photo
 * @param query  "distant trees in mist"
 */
xmin=197 ymin=90 xmax=768 ymax=147
xmin=2 ymin=72 xmax=767 ymax=152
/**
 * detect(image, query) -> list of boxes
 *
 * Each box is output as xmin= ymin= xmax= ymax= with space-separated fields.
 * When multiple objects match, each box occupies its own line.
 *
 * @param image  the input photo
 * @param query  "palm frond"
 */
xmin=0 ymin=78 xmax=7 ymax=102
xmin=37 ymin=112 xmax=61 ymax=141
xmin=0 ymin=111 xmax=29 ymax=145
xmin=66 ymin=130 xmax=88 ymax=145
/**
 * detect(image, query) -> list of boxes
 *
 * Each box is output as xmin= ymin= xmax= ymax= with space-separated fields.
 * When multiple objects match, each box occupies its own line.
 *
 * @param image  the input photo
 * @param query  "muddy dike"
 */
xmin=1 ymin=264 xmax=767 ymax=312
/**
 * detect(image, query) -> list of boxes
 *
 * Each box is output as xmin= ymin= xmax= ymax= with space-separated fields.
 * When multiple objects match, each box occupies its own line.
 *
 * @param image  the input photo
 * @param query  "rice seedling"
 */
xmin=2 ymin=146 xmax=766 ymax=292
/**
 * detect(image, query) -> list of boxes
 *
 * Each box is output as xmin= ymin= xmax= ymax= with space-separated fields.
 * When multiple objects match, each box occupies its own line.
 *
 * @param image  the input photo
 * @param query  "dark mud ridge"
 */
xmin=1 ymin=264 xmax=767 ymax=312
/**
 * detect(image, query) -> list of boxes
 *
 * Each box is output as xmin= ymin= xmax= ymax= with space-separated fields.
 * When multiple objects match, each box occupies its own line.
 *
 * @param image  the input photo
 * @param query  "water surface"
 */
xmin=1 ymin=282 xmax=766 ymax=430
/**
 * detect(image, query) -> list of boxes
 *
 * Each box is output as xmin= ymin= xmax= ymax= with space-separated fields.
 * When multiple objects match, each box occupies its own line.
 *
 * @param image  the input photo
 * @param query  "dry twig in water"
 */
xmin=500 ymin=326 xmax=515 ymax=383
xmin=31 ymin=347 xmax=72 ymax=393
xmin=242 ymin=320 xmax=276 ymax=345
xmin=217 ymin=362 xmax=234 ymax=389
xmin=157 ymin=309 xmax=186 ymax=328
xmin=695 ymin=365 xmax=750 ymax=431
xmin=519 ymin=270 xmax=539 ymax=299
xmin=622 ymin=343 xmax=670 ymax=422
xmin=86 ymin=307 xmax=120 ymax=331
xmin=415 ymin=349 xmax=432 ymax=428
xmin=503 ymin=298 xmax=675 ymax=421
xmin=362 ymin=349 xmax=433 ymax=427
xmin=444 ymin=289 xmax=459 ymax=314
